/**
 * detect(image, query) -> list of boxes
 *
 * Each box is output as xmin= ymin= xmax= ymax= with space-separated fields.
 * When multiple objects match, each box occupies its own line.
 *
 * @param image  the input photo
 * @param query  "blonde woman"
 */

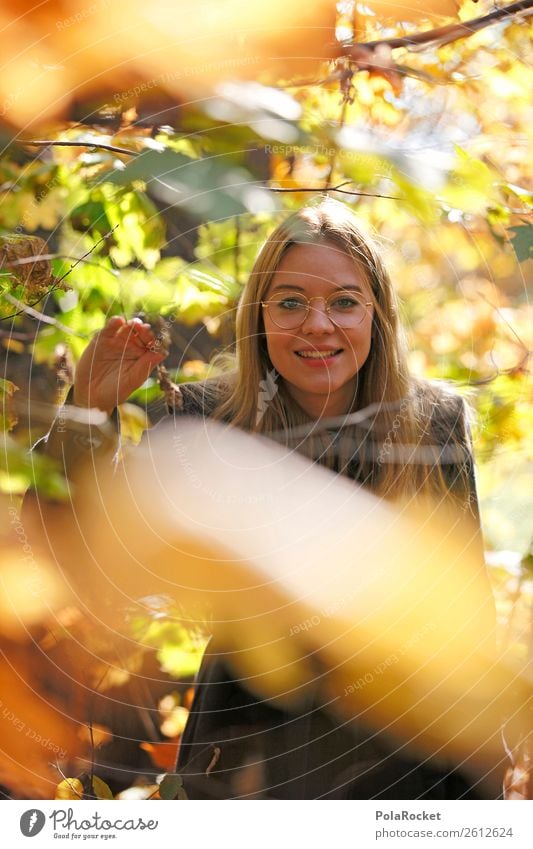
xmin=39 ymin=200 xmax=498 ymax=798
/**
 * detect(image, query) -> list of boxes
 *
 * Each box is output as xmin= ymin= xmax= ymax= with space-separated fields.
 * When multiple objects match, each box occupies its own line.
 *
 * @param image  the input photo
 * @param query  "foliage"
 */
xmin=0 ymin=0 xmax=531 ymax=800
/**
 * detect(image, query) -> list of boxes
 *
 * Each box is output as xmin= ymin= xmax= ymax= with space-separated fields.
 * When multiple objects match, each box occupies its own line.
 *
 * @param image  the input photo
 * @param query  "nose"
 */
xmin=300 ymin=298 xmax=335 ymax=333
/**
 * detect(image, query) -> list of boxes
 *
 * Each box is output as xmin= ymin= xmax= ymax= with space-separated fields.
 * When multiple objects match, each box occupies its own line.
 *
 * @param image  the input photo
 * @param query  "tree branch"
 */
xmin=21 ymin=139 xmax=140 ymax=157
xmin=349 ymin=0 xmax=533 ymax=53
xmin=3 ymin=292 xmax=87 ymax=337
xmin=268 ymin=181 xmax=400 ymax=200
xmin=1 ymin=226 xmax=118 ymax=321
xmin=1 ymin=251 xmax=120 ymax=277
xmin=54 ymin=225 xmax=119 ymax=286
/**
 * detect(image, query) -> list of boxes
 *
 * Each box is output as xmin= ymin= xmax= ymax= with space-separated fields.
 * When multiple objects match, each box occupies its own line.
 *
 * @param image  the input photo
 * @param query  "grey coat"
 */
xmin=170 ymin=382 xmax=501 ymax=800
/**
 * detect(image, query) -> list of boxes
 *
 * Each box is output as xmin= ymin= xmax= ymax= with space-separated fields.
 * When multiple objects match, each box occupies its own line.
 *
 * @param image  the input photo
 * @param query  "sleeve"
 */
xmin=28 ymin=380 xmax=213 ymax=485
xmin=29 ymin=386 xmax=121 ymax=479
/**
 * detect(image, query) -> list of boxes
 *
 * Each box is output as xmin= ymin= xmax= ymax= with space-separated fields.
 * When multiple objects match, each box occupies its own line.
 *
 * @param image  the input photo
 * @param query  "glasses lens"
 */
xmin=265 ymin=292 xmax=370 ymax=329
xmin=327 ymin=292 xmax=369 ymax=327
xmin=267 ymin=293 xmax=308 ymax=329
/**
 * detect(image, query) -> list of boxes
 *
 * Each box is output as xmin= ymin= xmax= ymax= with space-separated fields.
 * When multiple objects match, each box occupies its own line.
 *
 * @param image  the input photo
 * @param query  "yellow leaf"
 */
xmin=2 ymin=338 xmax=25 ymax=354
xmin=0 ymin=549 xmax=67 ymax=640
xmin=91 ymin=775 xmax=114 ymax=800
xmin=0 ymin=378 xmax=18 ymax=430
xmin=55 ymin=778 xmax=83 ymax=800
xmin=118 ymin=402 xmax=150 ymax=446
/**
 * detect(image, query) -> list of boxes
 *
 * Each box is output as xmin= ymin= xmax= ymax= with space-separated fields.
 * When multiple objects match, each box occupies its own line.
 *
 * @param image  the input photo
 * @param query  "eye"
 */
xmin=279 ymin=297 xmax=306 ymax=310
xmin=331 ymin=295 xmax=361 ymax=310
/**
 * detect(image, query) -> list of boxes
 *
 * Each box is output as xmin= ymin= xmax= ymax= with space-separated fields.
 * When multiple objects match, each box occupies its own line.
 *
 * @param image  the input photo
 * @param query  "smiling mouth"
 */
xmin=295 ymin=348 xmax=343 ymax=359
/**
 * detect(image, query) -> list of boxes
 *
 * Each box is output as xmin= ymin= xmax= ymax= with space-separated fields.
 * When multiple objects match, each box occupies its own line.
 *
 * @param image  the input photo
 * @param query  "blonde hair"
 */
xmin=187 ymin=199 xmax=472 ymax=503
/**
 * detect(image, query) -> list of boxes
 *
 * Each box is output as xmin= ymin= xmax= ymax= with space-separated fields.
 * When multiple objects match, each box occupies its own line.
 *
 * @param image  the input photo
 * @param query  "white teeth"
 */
xmin=297 ymin=350 xmax=340 ymax=359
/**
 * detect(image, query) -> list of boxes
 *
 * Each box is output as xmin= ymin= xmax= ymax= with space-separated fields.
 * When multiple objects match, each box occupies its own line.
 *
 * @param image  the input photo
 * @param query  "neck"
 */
xmin=285 ymin=381 xmax=357 ymax=421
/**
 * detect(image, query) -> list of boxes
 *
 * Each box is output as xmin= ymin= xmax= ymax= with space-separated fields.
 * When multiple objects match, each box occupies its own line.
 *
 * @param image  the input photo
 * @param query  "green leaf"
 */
xmin=159 ymin=774 xmax=188 ymax=800
xmin=157 ymin=642 xmax=205 ymax=678
xmin=440 ymin=146 xmax=498 ymax=214
xmin=1 ymin=433 xmax=69 ymax=499
xmin=100 ymin=149 xmax=274 ymax=220
xmin=390 ymin=171 xmax=436 ymax=223
xmin=507 ymin=222 xmax=533 ymax=263
xmin=70 ymin=199 xmax=111 ymax=237
xmin=104 ymin=188 xmax=166 ymax=269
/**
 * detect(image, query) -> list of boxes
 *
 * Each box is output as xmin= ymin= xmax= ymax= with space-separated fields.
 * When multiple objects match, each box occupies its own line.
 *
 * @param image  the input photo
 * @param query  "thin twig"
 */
xmin=21 ymin=139 xmax=141 ymax=157
xmin=3 ymin=292 xmax=87 ymax=337
xmin=325 ymin=98 xmax=349 ymax=191
xmin=50 ymin=765 xmax=84 ymax=798
xmin=1 ymin=226 xmax=119 ymax=321
xmin=89 ymin=722 xmax=95 ymax=795
xmin=268 ymin=183 xmax=400 ymax=200
xmin=457 ymin=289 xmax=532 ymax=385
xmin=478 ymin=290 xmax=531 ymax=352
xmin=347 ymin=0 xmax=533 ymax=53
xmin=55 ymin=225 xmax=119 ymax=285
xmin=3 ymin=251 xmax=119 ymax=278
xmin=2 ymin=251 xmax=120 ymax=301
xmin=461 ymin=350 xmax=530 ymax=386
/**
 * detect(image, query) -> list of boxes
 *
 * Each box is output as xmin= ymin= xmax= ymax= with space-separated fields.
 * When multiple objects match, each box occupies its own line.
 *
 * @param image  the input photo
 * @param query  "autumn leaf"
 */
xmin=0 ymin=378 xmax=18 ymax=431
xmin=140 ymin=741 xmax=180 ymax=772
xmin=91 ymin=775 xmax=114 ymax=800
xmin=55 ymin=778 xmax=84 ymax=800
xmin=0 ymin=0 xmax=337 ymax=130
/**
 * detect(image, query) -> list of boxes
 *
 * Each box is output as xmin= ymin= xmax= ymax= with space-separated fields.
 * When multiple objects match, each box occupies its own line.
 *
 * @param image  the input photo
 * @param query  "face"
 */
xmin=262 ymin=241 xmax=374 ymax=418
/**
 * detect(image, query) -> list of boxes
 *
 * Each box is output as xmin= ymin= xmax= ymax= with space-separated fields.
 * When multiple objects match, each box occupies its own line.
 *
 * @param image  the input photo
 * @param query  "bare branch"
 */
xmin=464 ymin=351 xmax=530 ymax=386
xmin=1 ymin=226 xmax=118 ymax=321
xmin=268 ymin=182 xmax=400 ymax=200
xmin=3 ymin=292 xmax=87 ymax=338
xmin=21 ymin=139 xmax=140 ymax=157
xmin=55 ymin=225 xmax=119 ymax=285
xmin=348 ymin=0 xmax=533 ymax=53
xmin=2 ymin=251 xmax=119 ymax=278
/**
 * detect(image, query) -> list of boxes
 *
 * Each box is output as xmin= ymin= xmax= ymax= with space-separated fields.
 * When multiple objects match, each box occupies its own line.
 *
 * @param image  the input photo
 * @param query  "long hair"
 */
xmin=187 ymin=199 xmax=472 ymax=503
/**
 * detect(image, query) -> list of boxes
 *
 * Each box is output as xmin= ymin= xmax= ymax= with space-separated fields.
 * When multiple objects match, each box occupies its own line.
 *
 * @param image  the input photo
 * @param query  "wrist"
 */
xmin=73 ymin=386 xmax=114 ymax=416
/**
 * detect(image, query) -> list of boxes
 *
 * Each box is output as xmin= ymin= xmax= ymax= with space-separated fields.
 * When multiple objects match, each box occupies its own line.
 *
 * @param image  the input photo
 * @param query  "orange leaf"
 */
xmin=140 ymin=741 xmax=180 ymax=771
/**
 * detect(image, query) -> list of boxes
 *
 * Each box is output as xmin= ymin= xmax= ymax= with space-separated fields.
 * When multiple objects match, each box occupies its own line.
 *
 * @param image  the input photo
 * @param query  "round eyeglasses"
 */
xmin=261 ymin=290 xmax=372 ymax=330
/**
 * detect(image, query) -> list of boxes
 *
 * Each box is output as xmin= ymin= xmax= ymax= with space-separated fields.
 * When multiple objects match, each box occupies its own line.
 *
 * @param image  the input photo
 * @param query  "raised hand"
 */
xmin=73 ymin=316 xmax=168 ymax=413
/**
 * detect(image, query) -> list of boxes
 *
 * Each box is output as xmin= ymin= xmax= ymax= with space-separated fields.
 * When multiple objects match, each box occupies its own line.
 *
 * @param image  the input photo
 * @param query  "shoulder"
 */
xmin=411 ymin=378 xmax=473 ymax=445
xmin=177 ymin=376 xmax=232 ymax=420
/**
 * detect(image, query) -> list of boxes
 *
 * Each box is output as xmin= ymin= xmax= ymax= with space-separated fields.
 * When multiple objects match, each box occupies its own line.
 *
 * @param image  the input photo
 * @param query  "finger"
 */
xmin=143 ymin=345 xmax=168 ymax=365
xmin=100 ymin=316 xmax=126 ymax=337
xmin=132 ymin=322 xmax=158 ymax=348
xmin=136 ymin=350 xmax=168 ymax=381
xmin=116 ymin=320 xmax=148 ymax=349
xmin=125 ymin=321 xmax=166 ymax=356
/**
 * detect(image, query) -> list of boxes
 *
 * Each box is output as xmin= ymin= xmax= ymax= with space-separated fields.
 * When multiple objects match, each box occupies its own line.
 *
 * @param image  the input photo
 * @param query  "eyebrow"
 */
xmin=270 ymin=284 xmax=366 ymax=293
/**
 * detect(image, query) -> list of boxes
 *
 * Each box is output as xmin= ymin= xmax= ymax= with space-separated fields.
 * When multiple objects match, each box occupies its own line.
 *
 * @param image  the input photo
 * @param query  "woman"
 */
xmin=41 ymin=200 xmax=498 ymax=798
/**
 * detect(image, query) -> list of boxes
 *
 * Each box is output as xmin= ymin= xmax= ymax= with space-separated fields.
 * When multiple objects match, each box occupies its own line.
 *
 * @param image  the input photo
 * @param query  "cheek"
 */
xmin=343 ymin=321 xmax=373 ymax=363
xmin=264 ymin=326 xmax=293 ymax=366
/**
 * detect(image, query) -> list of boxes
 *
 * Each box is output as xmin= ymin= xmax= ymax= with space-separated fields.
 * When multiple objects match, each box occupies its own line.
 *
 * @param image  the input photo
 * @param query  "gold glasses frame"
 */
xmin=261 ymin=290 xmax=373 ymax=330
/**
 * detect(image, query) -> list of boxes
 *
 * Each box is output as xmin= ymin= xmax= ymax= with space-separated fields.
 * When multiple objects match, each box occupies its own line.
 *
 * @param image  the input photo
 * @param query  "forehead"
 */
xmin=269 ymin=240 xmax=371 ymax=293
